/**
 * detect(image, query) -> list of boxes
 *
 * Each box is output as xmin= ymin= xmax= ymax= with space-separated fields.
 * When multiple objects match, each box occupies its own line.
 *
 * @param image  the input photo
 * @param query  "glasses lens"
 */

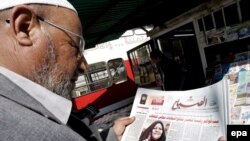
xmin=79 ymin=37 xmax=85 ymax=55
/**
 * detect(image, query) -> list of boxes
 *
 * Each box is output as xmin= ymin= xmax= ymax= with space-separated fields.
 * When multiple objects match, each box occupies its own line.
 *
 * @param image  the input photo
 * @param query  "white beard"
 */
xmin=31 ymin=31 xmax=74 ymax=100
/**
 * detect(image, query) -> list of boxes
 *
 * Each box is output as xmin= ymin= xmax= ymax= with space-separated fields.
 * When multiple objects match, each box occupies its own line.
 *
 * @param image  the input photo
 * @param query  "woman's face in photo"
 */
xmin=151 ymin=123 xmax=163 ymax=140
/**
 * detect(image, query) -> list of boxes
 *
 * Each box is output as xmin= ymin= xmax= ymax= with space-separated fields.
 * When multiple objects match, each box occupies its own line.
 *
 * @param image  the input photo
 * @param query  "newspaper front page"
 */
xmin=122 ymin=80 xmax=227 ymax=141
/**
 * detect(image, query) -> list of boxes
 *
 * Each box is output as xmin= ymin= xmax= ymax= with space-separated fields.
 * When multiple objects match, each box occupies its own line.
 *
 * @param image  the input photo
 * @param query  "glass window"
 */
xmin=72 ymin=61 xmax=112 ymax=98
xmin=214 ymin=10 xmax=225 ymax=29
xmin=204 ymin=14 xmax=214 ymax=31
xmin=224 ymin=3 xmax=239 ymax=26
xmin=240 ymin=0 xmax=250 ymax=22
xmin=108 ymin=58 xmax=128 ymax=84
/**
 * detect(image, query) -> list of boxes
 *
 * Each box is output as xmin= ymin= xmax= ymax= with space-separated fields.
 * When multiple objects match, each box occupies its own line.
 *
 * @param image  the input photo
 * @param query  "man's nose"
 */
xmin=78 ymin=55 xmax=88 ymax=73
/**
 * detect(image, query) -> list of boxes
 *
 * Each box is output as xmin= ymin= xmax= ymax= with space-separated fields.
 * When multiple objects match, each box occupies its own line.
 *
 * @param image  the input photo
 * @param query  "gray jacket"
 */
xmin=0 ymin=74 xmax=118 ymax=141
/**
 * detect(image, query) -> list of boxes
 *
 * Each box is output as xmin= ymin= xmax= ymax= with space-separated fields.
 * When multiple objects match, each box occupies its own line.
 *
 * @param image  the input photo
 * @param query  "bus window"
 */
xmin=72 ymin=74 xmax=90 ymax=98
xmin=107 ymin=58 xmax=128 ymax=84
xmin=72 ymin=61 xmax=112 ymax=98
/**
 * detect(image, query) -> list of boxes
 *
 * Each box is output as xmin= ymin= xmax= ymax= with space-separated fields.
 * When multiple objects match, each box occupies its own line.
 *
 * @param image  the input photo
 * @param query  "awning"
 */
xmin=69 ymin=0 xmax=209 ymax=49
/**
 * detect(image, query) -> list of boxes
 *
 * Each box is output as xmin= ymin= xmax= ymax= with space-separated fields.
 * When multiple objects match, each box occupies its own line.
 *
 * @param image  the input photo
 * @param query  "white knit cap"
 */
xmin=0 ymin=0 xmax=76 ymax=12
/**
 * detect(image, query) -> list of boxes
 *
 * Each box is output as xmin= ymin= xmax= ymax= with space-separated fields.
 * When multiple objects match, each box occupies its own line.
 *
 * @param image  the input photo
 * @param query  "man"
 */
xmin=0 ymin=0 xmax=134 ymax=141
xmin=150 ymin=50 xmax=184 ymax=91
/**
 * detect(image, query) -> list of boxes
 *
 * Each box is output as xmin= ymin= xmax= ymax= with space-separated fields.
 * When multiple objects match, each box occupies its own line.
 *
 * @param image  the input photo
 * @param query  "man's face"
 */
xmin=31 ymin=8 xmax=85 ymax=99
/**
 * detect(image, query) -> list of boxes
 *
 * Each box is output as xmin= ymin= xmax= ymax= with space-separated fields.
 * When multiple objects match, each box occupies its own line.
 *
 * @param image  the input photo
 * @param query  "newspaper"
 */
xmin=227 ymin=59 xmax=250 ymax=124
xmin=122 ymin=59 xmax=250 ymax=141
xmin=122 ymin=81 xmax=226 ymax=141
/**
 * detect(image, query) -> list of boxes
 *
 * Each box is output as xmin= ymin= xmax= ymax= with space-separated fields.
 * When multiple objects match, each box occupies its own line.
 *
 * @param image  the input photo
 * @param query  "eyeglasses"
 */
xmin=37 ymin=16 xmax=85 ymax=55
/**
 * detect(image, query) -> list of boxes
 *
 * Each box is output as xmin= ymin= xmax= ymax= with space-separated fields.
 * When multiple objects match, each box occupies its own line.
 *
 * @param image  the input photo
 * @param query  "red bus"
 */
xmin=71 ymin=30 xmax=150 ymax=117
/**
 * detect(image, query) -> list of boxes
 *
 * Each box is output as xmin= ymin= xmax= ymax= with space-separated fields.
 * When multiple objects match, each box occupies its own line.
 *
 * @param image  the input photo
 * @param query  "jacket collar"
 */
xmin=0 ymin=67 xmax=72 ymax=124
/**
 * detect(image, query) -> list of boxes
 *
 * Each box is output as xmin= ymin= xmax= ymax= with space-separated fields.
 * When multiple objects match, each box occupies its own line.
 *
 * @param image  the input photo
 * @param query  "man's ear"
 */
xmin=10 ymin=5 xmax=39 ymax=46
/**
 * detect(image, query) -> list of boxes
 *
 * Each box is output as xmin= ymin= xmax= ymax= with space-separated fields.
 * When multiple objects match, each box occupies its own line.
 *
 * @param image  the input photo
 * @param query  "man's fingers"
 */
xmin=113 ymin=116 xmax=136 ymax=140
xmin=115 ymin=116 xmax=135 ymax=125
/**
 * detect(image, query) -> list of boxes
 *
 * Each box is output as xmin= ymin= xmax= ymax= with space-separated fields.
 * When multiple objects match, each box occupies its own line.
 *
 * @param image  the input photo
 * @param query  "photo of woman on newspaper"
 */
xmin=139 ymin=120 xmax=166 ymax=141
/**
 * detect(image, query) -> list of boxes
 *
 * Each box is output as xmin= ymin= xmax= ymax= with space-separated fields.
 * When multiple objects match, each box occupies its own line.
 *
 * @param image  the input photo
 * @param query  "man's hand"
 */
xmin=113 ymin=116 xmax=135 ymax=141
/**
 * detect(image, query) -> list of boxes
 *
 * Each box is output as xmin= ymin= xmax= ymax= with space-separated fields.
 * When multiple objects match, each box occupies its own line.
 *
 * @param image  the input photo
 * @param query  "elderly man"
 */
xmin=0 ymin=0 xmax=134 ymax=141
